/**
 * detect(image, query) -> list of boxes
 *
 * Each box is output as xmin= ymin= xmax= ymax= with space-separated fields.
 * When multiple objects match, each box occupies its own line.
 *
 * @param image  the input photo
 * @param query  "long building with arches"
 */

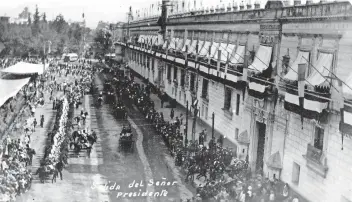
xmin=115 ymin=1 xmax=352 ymax=201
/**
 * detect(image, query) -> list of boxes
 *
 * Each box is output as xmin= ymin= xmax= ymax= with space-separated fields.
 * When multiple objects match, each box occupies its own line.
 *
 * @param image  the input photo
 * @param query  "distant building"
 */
xmin=11 ymin=7 xmax=30 ymax=25
xmin=118 ymin=1 xmax=352 ymax=201
xmin=0 ymin=16 xmax=10 ymax=24
xmin=10 ymin=18 xmax=29 ymax=24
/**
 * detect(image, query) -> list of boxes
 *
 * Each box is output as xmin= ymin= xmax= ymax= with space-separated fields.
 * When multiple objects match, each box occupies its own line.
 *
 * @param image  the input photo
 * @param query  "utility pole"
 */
xmin=212 ymin=112 xmax=215 ymax=139
xmin=43 ymin=43 xmax=46 ymax=74
xmin=191 ymin=44 xmax=199 ymax=149
xmin=185 ymin=100 xmax=188 ymax=145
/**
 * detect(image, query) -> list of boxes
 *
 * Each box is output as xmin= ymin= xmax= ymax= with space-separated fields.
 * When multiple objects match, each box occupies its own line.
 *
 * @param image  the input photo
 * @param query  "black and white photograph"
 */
xmin=0 ymin=0 xmax=352 ymax=201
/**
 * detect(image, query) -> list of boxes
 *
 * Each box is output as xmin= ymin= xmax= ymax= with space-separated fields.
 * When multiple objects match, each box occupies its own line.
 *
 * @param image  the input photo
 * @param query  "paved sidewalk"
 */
xmin=133 ymin=76 xmax=237 ymax=152
xmin=28 ymin=91 xmax=63 ymax=173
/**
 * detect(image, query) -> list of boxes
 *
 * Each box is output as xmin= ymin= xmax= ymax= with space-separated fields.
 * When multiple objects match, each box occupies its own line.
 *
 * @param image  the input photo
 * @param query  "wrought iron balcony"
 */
xmin=303 ymin=143 xmax=328 ymax=178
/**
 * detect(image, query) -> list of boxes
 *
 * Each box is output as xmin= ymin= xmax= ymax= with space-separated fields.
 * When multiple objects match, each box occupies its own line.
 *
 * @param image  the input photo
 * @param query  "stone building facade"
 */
xmin=117 ymin=1 xmax=352 ymax=201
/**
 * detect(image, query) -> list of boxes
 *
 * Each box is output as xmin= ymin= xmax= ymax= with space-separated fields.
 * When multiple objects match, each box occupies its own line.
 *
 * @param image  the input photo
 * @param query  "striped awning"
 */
xmin=284 ymin=51 xmax=310 ymax=81
xmin=213 ymin=43 xmax=228 ymax=62
xmin=156 ymin=34 xmax=164 ymax=46
xmin=182 ymin=39 xmax=192 ymax=52
xmin=197 ymin=40 xmax=205 ymax=54
xmin=199 ymin=41 xmax=211 ymax=57
xmin=249 ymin=45 xmax=272 ymax=73
xmin=168 ymin=38 xmax=176 ymax=50
xmin=176 ymin=39 xmax=184 ymax=51
xmin=162 ymin=40 xmax=168 ymax=50
xmin=343 ymin=74 xmax=352 ymax=99
xmin=230 ymin=45 xmax=245 ymax=65
xmin=306 ymin=52 xmax=333 ymax=86
xmin=210 ymin=42 xmax=220 ymax=58
xmin=188 ymin=40 xmax=198 ymax=54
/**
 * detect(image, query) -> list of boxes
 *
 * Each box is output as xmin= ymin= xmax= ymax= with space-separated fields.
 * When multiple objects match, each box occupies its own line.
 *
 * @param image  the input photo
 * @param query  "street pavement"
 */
xmin=132 ymin=75 xmax=237 ymax=151
xmin=16 ymin=70 xmax=195 ymax=202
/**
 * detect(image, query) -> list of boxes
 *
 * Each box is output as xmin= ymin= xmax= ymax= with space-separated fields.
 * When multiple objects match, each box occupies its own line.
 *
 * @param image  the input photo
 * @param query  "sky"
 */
xmin=0 ymin=0 xmax=151 ymax=28
xmin=0 ymin=0 xmax=350 ymax=29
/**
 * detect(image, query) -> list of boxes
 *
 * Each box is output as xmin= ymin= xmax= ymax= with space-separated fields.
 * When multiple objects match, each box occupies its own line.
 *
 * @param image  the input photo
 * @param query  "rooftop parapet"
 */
xmin=128 ymin=1 xmax=352 ymax=27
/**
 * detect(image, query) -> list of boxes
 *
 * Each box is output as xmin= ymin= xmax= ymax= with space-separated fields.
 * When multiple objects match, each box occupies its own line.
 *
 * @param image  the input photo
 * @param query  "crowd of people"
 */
xmin=34 ymin=60 xmax=95 ymax=184
xmin=99 ymin=63 xmax=302 ymax=202
xmin=0 ymin=56 xmax=95 ymax=201
xmin=0 ymin=57 xmax=57 ymax=201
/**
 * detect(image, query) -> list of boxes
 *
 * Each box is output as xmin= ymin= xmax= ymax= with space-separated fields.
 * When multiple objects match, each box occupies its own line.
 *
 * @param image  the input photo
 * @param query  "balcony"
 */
xmin=302 ymin=143 xmax=328 ymax=178
xmin=201 ymin=92 xmax=209 ymax=102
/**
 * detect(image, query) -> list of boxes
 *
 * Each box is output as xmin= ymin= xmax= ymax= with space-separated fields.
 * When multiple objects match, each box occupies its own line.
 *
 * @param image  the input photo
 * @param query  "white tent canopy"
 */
xmin=230 ymin=45 xmax=245 ymax=65
xmin=0 ymin=78 xmax=30 ymax=107
xmin=306 ymin=52 xmax=333 ymax=86
xmin=1 ymin=62 xmax=48 ymax=75
xmin=249 ymin=45 xmax=272 ymax=73
xmin=343 ymin=74 xmax=352 ymax=99
xmin=284 ymin=51 xmax=310 ymax=81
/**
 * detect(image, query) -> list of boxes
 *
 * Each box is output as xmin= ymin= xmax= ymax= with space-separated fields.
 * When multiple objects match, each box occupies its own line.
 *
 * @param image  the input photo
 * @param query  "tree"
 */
xmin=19 ymin=7 xmax=30 ymax=19
xmin=94 ymin=28 xmax=112 ymax=56
xmin=28 ymin=15 xmax=31 ymax=25
xmin=51 ymin=14 xmax=67 ymax=34
xmin=32 ymin=5 xmax=40 ymax=36
xmin=33 ymin=5 xmax=40 ymax=25
xmin=42 ymin=12 xmax=47 ymax=23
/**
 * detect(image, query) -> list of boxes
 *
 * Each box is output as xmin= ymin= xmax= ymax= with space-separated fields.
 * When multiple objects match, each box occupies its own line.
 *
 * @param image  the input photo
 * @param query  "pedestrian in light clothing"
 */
xmin=40 ymin=115 xmax=44 ymax=128
xmin=33 ymin=119 xmax=37 ymax=131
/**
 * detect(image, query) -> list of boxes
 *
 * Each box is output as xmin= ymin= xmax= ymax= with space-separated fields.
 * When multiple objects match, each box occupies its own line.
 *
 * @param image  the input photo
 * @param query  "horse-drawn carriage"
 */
xmin=103 ymin=82 xmax=113 ymax=94
xmin=114 ymin=103 xmax=127 ymax=119
xmin=97 ymin=94 xmax=103 ymax=107
xmin=118 ymin=127 xmax=134 ymax=152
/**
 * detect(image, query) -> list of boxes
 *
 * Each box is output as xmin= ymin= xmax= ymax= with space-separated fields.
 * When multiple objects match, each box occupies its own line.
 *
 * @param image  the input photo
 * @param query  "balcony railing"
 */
xmin=303 ymin=143 xmax=328 ymax=178
xmin=306 ymin=143 xmax=322 ymax=163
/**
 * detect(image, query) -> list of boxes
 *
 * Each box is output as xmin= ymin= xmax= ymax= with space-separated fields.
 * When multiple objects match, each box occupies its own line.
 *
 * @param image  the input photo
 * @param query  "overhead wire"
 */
xmin=131 ymin=38 xmax=351 ymax=105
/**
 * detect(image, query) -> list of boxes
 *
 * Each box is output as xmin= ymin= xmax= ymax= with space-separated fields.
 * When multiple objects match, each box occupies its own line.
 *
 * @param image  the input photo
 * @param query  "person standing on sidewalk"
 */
xmin=160 ymin=92 xmax=165 ymax=108
xmin=86 ymin=145 xmax=92 ymax=158
xmin=55 ymin=160 xmax=64 ymax=180
xmin=170 ymin=108 xmax=174 ymax=120
xmin=203 ymin=129 xmax=208 ymax=142
xmin=26 ymin=144 xmax=35 ymax=166
xmin=40 ymin=115 xmax=44 ymax=128
xmin=52 ymin=99 xmax=56 ymax=110
xmin=33 ymin=118 xmax=37 ymax=132
xmin=179 ymin=113 xmax=184 ymax=125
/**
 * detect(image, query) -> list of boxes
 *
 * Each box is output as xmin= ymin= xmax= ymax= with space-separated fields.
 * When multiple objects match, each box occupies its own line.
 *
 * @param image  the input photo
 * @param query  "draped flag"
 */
xmin=298 ymin=63 xmax=306 ymax=129
xmin=242 ymin=54 xmax=248 ymax=83
xmin=217 ymin=50 xmax=221 ymax=76
xmin=339 ymin=80 xmax=352 ymax=145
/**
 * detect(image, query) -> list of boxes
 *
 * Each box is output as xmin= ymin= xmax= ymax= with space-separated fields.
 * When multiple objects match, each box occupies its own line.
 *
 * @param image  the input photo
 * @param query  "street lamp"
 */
xmin=43 ymin=40 xmax=51 ymax=73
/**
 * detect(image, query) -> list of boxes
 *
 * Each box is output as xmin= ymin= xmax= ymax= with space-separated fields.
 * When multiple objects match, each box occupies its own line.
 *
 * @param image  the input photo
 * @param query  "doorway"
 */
xmin=256 ymin=121 xmax=266 ymax=173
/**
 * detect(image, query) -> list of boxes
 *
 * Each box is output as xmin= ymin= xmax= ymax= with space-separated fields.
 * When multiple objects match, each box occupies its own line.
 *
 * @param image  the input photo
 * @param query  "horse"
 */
xmin=87 ymin=134 xmax=97 ymax=146
xmin=97 ymin=97 xmax=103 ymax=107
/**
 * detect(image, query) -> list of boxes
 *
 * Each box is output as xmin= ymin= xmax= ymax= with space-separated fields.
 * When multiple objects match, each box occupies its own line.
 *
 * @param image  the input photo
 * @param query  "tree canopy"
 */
xmin=0 ymin=7 xmax=94 ymax=58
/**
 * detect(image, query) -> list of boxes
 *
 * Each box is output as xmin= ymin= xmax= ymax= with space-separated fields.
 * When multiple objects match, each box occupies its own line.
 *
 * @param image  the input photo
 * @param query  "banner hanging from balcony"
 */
xmin=340 ymin=103 xmax=352 ymax=136
xmin=248 ymin=45 xmax=273 ymax=99
xmin=284 ymin=51 xmax=310 ymax=81
xmin=284 ymin=52 xmax=332 ymax=121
